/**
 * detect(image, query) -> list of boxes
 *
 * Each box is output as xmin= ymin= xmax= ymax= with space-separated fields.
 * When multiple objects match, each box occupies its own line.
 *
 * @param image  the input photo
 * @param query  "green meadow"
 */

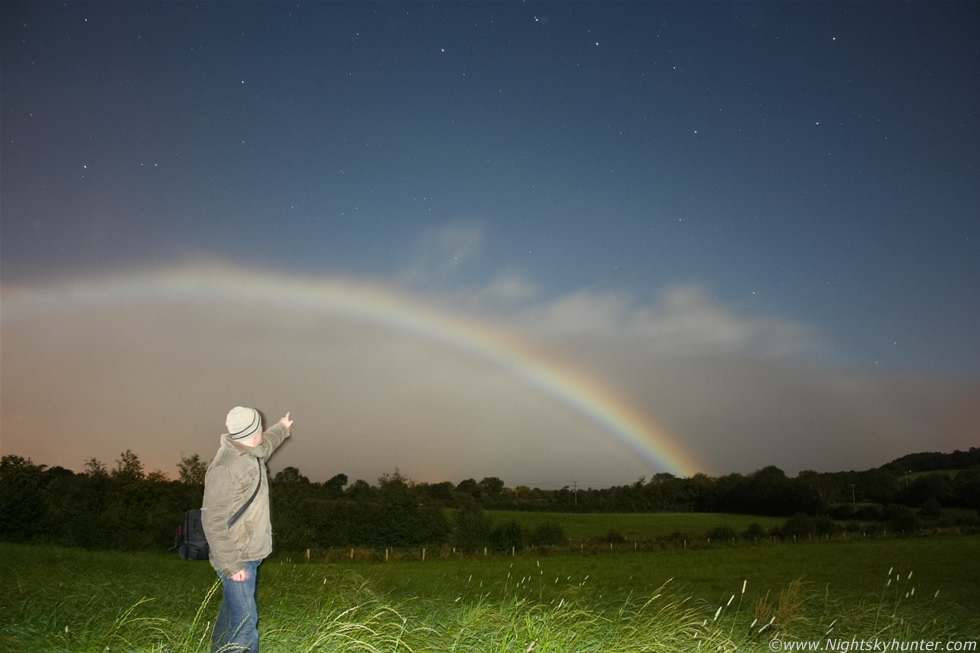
xmin=2 ymin=533 xmax=978 ymax=652
xmin=484 ymin=510 xmax=785 ymax=542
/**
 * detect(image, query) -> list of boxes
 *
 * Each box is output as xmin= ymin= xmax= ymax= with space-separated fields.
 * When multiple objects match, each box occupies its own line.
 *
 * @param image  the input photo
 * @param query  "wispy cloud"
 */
xmin=397 ymin=220 xmax=486 ymax=288
xmin=503 ymin=283 xmax=819 ymax=358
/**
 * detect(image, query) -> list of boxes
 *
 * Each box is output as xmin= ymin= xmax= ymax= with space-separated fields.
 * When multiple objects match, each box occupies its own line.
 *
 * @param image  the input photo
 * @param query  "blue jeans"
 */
xmin=213 ymin=560 xmax=261 ymax=652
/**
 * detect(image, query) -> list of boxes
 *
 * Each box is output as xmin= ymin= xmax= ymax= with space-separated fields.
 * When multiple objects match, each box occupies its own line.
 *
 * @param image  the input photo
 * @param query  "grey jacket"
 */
xmin=201 ymin=423 xmax=290 ymax=578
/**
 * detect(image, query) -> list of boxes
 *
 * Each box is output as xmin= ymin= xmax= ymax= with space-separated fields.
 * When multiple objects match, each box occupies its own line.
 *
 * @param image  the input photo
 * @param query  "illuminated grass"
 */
xmin=1 ymin=538 xmax=977 ymax=651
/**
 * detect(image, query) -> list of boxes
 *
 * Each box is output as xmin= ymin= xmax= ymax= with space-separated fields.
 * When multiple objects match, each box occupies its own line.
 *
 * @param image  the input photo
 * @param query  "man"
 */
xmin=202 ymin=406 xmax=294 ymax=653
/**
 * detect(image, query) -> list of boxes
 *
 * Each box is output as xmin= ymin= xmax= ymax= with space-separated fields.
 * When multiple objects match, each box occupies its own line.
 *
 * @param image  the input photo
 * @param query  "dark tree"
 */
xmin=453 ymin=496 xmax=493 ymax=551
xmin=177 ymin=454 xmax=208 ymax=486
xmin=112 ymin=449 xmax=145 ymax=483
xmin=0 ymin=456 xmax=48 ymax=541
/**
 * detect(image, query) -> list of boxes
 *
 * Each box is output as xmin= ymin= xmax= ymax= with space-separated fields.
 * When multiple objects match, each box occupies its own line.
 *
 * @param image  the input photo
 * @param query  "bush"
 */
xmin=779 ymin=514 xmax=839 ymax=539
xmin=604 ymin=529 xmax=626 ymax=544
xmin=661 ymin=531 xmax=689 ymax=545
xmin=490 ymin=521 xmax=523 ymax=553
xmin=452 ymin=500 xmax=493 ymax=551
xmin=742 ymin=522 xmax=767 ymax=541
xmin=705 ymin=525 xmax=737 ymax=542
xmin=918 ymin=498 xmax=943 ymax=520
xmin=525 ymin=522 xmax=566 ymax=547
xmin=830 ymin=503 xmax=856 ymax=521
xmin=855 ymin=504 xmax=884 ymax=521
xmin=884 ymin=504 xmax=920 ymax=533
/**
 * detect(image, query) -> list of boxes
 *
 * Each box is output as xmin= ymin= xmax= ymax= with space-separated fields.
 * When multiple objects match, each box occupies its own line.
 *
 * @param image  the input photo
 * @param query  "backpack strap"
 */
xmin=227 ymin=457 xmax=263 ymax=528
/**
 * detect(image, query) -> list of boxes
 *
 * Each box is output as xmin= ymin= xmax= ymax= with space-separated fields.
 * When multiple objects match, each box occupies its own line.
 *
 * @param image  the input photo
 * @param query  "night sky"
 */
xmin=2 ymin=1 xmax=977 ymax=488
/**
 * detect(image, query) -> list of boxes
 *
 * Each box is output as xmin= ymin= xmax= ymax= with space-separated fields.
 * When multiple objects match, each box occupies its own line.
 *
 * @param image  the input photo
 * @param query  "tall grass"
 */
xmin=1 ymin=541 xmax=977 ymax=651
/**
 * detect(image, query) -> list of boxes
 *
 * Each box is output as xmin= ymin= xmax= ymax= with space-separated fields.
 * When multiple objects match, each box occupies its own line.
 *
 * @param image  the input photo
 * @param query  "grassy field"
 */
xmin=906 ymin=468 xmax=977 ymax=480
xmin=485 ymin=510 xmax=785 ymax=542
xmin=361 ymin=536 xmax=980 ymax=616
xmin=2 ymin=534 xmax=978 ymax=652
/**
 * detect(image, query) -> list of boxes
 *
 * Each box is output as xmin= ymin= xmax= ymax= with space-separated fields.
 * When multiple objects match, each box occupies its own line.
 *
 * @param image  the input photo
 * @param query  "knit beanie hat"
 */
xmin=226 ymin=406 xmax=262 ymax=441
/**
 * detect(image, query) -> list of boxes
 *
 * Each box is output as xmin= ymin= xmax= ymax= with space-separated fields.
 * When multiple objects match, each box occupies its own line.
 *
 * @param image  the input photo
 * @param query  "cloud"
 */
xmin=488 ymin=283 xmax=821 ymax=361
xmin=397 ymin=220 xmax=486 ymax=288
xmin=1 ymin=264 xmax=977 ymax=487
xmin=482 ymin=272 xmax=539 ymax=303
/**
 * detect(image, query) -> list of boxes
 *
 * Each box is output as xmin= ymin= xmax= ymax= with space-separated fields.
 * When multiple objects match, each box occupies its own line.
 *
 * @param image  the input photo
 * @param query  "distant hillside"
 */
xmin=880 ymin=448 xmax=980 ymax=474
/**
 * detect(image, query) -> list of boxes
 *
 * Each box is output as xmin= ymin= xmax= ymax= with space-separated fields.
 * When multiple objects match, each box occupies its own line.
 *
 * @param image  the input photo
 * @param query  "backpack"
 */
xmin=176 ymin=458 xmax=262 ymax=560
xmin=177 ymin=509 xmax=211 ymax=560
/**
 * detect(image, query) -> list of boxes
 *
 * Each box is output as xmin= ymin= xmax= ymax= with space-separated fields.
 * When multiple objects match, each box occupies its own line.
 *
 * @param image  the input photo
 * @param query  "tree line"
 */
xmin=1 ymin=448 xmax=977 ymax=554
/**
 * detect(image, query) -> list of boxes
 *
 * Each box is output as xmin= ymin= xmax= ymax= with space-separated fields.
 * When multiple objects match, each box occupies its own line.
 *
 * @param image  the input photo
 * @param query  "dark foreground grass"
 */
xmin=1 ymin=536 xmax=978 ymax=652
